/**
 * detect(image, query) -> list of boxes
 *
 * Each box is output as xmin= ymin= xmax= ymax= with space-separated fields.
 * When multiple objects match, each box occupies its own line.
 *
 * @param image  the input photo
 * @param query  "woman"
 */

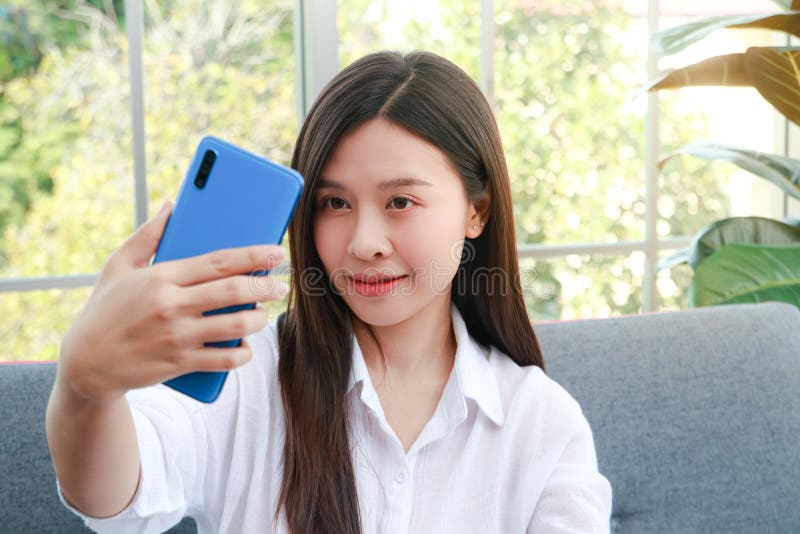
xmin=48 ymin=50 xmax=611 ymax=533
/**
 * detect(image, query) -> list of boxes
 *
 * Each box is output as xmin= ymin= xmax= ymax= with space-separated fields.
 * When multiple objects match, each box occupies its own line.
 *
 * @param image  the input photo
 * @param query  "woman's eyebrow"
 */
xmin=318 ymin=177 xmax=434 ymax=191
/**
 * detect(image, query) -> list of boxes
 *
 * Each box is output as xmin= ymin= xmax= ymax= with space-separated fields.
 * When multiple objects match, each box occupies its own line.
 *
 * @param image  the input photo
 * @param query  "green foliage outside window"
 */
xmin=0 ymin=0 xmax=295 ymax=360
xmin=0 ymin=0 xmax=730 ymax=360
xmin=0 ymin=1 xmax=126 ymax=262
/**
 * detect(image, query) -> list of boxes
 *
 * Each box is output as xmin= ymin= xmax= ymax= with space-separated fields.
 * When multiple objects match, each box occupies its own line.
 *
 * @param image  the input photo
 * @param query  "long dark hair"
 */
xmin=277 ymin=50 xmax=544 ymax=534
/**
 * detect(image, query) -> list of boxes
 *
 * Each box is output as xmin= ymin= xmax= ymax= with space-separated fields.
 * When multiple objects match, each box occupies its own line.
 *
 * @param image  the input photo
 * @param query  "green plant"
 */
xmin=650 ymin=0 xmax=800 ymax=308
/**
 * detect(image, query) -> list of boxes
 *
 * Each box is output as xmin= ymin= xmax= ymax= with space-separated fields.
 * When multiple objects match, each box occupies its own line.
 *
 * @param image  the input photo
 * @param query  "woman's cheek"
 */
xmin=313 ymin=220 xmax=340 ymax=270
xmin=409 ymin=230 xmax=463 ymax=282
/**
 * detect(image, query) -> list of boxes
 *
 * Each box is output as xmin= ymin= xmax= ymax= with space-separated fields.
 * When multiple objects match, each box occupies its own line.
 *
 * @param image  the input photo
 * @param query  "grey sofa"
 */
xmin=2 ymin=301 xmax=799 ymax=533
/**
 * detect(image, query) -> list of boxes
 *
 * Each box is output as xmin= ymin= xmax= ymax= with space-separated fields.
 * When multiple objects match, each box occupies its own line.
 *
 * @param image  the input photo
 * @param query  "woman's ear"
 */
xmin=465 ymin=189 xmax=491 ymax=239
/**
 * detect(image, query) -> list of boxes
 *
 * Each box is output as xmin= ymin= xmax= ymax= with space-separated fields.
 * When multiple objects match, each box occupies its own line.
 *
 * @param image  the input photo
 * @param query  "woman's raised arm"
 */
xmin=45 ymin=201 xmax=288 ymax=518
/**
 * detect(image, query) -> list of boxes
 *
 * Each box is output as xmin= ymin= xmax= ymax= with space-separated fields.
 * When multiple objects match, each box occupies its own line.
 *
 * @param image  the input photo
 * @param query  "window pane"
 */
xmin=338 ymin=1 xmax=480 ymax=79
xmin=0 ymin=0 xmax=297 ymax=361
xmin=496 ymin=1 xmax=647 ymax=245
xmin=143 ymin=0 xmax=297 ymax=208
xmin=0 ymin=2 xmax=133 ymax=277
xmin=521 ymin=252 xmax=644 ymax=321
xmin=657 ymin=249 xmax=692 ymax=311
xmin=0 ymin=287 xmax=92 ymax=362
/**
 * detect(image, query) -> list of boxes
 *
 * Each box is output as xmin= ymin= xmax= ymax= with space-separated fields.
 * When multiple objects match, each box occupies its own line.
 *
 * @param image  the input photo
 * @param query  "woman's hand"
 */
xmin=58 ymin=200 xmax=288 ymax=404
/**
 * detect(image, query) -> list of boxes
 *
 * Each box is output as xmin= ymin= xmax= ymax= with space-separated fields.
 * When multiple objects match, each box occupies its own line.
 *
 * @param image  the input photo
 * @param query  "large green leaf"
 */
xmin=690 ymin=243 xmax=800 ymax=307
xmin=745 ymin=46 xmax=800 ymax=126
xmin=654 ymin=13 xmax=800 ymax=57
xmin=647 ymin=47 xmax=800 ymax=93
xmin=659 ymin=142 xmax=800 ymax=200
xmin=657 ymin=216 xmax=800 ymax=271
xmin=645 ymin=53 xmax=749 ymax=91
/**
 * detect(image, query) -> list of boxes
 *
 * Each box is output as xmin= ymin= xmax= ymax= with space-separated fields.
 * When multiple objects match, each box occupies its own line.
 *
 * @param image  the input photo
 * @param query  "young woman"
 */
xmin=48 ymin=50 xmax=611 ymax=533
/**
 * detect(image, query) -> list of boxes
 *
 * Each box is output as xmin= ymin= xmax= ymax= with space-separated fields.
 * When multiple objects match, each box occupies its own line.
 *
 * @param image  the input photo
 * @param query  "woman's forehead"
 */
xmin=319 ymin=118 xmax=460 ymax=190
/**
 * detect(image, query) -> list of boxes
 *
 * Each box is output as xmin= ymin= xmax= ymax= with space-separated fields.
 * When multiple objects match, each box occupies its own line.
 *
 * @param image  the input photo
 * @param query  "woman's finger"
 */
xmin=153 ymin=244 xmax=286 ymax=286
xmin=179 ymin=274 xmax=288 ymax=313
xmin=180 ymin=342 xmax=254 ymax=373
xmin=181 ymin=308 xmax=269 ymax=347
xmin=103 ymin=200 xmax=173 ymax=277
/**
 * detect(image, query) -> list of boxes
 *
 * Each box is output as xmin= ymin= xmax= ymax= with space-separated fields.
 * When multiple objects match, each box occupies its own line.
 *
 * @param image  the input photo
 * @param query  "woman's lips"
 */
xmin=349 ymin=274 xmax=408 ymax=297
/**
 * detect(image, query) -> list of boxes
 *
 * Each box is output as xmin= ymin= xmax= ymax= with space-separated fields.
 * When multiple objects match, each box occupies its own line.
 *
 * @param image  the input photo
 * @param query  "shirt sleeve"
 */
xmin=55 ymin=336 xmax=269 ymax=534
xmin=56 ymin=376 xmax=223 ymax=534
xmin=55 ymin=321 xmax=281 ymax=533
xmin=527 ymin=400 xmax=613 ymax=534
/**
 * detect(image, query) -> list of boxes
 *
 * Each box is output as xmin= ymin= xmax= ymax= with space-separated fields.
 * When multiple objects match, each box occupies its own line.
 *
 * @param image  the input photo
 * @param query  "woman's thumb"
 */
xmin=118 ymin=200 xmax=173 ymax=269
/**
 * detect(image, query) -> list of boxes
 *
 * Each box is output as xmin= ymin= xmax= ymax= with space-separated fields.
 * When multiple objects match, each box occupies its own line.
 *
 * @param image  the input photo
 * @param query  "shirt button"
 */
xmin=395 ymin=471 xmax=407 ymax=484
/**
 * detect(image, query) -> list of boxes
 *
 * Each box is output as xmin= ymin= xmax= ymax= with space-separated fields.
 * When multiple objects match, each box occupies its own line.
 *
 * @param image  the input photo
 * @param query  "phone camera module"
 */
xmin=194 ymin=149 xmax=217 ymax=189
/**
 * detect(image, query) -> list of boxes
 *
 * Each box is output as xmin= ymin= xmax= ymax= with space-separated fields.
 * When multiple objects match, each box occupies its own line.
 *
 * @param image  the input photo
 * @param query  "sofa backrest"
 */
xmin=539 ymin=301 xmax=800 ymax=533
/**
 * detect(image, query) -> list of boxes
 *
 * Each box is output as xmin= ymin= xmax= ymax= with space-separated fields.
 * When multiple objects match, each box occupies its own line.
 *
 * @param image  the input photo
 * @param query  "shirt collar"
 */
xmin=449 ymin=303 xmax=505 ymax=426
xmin=346 ymin=303 xmax=505 ymax=427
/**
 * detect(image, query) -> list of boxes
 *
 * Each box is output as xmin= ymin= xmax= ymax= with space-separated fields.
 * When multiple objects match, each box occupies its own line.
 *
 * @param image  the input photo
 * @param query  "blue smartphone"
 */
xmin=152 ymin=136 xmax=303 ymax=403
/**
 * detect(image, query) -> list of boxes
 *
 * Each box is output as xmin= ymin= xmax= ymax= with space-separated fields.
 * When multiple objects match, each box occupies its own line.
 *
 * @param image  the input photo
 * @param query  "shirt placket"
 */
xmin=381 ymin=450 xmax=416 ymax=534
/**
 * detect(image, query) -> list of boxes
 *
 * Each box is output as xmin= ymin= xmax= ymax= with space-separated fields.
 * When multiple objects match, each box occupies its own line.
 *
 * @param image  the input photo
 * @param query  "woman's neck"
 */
xmin=354 ymin=297 xmax=457 ymax=390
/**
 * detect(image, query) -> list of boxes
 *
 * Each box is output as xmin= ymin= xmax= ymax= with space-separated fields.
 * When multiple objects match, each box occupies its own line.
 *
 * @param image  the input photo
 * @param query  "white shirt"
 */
xmin=59 ymin=304 xmax=612 ymax=533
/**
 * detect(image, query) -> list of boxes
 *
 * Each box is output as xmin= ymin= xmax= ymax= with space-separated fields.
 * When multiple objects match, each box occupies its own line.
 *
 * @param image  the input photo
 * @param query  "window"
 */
xmin=0 ymin=0 xmax=296 ymax=360
xmin=0 ymin=0 xmax=791 ymax=360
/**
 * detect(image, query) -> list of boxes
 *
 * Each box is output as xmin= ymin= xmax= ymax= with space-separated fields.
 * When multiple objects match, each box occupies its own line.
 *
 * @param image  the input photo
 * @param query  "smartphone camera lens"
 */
xmin=194 ymin=150 xmax=217 ymax=189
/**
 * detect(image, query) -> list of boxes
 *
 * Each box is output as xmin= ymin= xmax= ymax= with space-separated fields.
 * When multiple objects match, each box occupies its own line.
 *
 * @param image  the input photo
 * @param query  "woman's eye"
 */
xmin=322 ymin=197 xmax=349 ymax=210
xmin=387 ymin=197 xmax=416 ymax=210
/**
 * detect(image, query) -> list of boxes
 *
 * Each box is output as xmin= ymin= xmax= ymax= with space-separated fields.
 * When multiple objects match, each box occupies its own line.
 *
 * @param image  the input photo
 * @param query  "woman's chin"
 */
xmin=345 ymin=299 xmax=413 ymax=327
xmin=344 ymin=290 xmax=451 ymax=329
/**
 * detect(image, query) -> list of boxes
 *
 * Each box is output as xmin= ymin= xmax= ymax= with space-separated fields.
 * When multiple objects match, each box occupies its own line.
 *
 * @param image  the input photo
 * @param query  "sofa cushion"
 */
xmin=540 ymin=302 xmax=800 ymax=533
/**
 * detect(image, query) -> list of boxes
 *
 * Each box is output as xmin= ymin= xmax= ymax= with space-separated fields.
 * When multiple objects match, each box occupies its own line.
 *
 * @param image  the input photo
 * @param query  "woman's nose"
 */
xmin=346 ymin=211 xmax=392 ymax=260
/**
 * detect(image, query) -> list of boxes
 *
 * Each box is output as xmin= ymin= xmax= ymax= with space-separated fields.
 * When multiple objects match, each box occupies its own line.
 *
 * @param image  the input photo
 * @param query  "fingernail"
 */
xmin=268 ymin=249 xmax=285 ymax=263
xmin=157 ymin=200 xmax=170 ymax=216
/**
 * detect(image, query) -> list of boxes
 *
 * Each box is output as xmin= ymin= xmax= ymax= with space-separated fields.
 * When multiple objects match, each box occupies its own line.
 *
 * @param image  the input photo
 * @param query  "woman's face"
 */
xmin=313 ymin=118 xmax=483 ymax=327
